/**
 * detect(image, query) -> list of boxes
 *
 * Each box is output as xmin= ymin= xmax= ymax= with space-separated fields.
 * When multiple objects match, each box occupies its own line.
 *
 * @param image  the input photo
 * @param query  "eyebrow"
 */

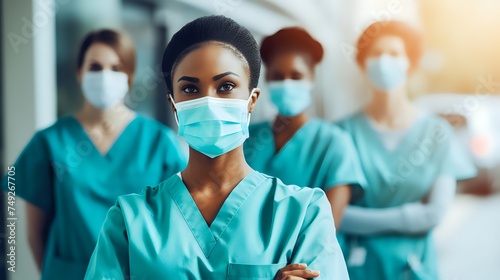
xmin=212 ymin=71 xmax=239 ymax=81
xmin=177 ymin=76 xmax=200 ymax=83
xmin=88 ymin=60 xmax=120 ymax=66
xmin=176 ymin=72 xmax=240 ymax=83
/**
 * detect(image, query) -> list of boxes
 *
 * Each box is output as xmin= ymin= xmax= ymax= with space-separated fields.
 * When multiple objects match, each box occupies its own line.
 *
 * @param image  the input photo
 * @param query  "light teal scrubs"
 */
xmin=337 ymin=113 xmax=477 ymax=280
xmin=244 ymin=119 xmax=366 ymax=199
xmin=1 ymin=115 xmax=187 ymax=280
xmin=244 ymin=119 xmax=366 ymax=250
xmin=84 ymin=172 xmax=349 ymax=279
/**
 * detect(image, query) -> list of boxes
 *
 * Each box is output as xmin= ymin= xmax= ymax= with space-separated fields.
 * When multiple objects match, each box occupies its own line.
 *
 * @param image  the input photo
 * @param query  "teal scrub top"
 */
xmin=337 ymin=112 xmax=477 ymax=280
xmin=84 ymin=172 xmax=349 ymax=279
xmin=1 ymin=115 xmax=187 ymax=280
xmin=244 ymin=119 xmax=366 ymax=200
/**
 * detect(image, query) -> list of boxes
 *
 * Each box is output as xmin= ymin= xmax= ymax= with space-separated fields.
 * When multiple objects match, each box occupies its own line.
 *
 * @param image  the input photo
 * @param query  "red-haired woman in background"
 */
xmin=337 ymin=21 xmax=476 ymax=280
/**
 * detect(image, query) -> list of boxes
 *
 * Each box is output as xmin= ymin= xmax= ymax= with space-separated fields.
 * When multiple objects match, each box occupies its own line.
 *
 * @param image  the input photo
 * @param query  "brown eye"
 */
xmin=89 ymin=63 xmax=102 ymax=71
xmin=112 ymin=65 xmax=121 ymax=72
xmin=182 ymin=85 xmax=199 ymax=94
xmin=218 ymin=83 xmax=235 ymax=92
xmin=291 ymin=72 xmax=304 ymax=80
xmin=270 ymin=73 xmax=285 ymax=81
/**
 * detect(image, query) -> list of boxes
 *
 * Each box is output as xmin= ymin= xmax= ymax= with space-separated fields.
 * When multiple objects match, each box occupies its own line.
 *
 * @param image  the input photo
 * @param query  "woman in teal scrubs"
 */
xmin=85 ymin=16 xmax=348 ymax=280
xmin=336 ymin=21 xmax=477 ymax=279
xmin=244 ymin=27 xmax=366 ymax=227
xmin=1 ymin=30 xmax=186 ymax=279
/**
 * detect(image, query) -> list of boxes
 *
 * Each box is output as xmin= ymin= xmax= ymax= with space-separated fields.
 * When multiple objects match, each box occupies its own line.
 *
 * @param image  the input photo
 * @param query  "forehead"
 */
xmin=173 ymin=42 xmax=248 ymax=78
xmin=84 ymin=43 xmax=120 ymax=63
xmin=370 ymin=35 xmax=406 ymax=51
xmin=267 ymin=50 xmax=312 ymax=69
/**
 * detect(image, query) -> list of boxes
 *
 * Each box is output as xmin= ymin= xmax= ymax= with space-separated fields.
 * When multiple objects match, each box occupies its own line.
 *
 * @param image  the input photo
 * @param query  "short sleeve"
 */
xmin=291 ymin=189 xmax=349 ymax=279
xmin=324 ymin=128 xmax=367 ymax=202
xmin=1 ymin=131 xmax=54 ymax=213
xmin=85 ymin=202 xmax=130 ymax=280
xmin=436 ymin=120 xmax=477 ymax=180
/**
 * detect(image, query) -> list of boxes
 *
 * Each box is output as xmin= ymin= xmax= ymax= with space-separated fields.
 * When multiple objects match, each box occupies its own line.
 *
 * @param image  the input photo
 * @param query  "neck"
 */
xmin=364 ymin=87 xmax=418 ymax=129
xmin=273 ymin=112 xmax=309 ymax=134
xmin=76 ymin=101 xmax=134 ymax=126
xmin=182 ymin=146 xmax=252 ymax=191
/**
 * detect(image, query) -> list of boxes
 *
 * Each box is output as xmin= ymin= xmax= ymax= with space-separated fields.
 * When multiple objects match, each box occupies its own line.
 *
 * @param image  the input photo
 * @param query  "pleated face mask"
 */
xmin=268 ymin=79 xmax=313 ymax=117
xmin=170 ymin=90 xmax=255 ymax=158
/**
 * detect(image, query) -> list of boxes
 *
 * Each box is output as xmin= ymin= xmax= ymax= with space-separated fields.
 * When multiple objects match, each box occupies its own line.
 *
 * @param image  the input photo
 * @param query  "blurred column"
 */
xmin=2 ymin=0 xmax=57 ymax=279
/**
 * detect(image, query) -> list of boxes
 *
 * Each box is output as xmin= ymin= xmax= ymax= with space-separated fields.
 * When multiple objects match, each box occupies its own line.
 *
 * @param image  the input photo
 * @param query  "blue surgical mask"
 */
xmin=268 ymin=80 xmax=313 ymax=117
xmin=170 ymin=90 xmax=255 ymax=158
xmin=366 ymin=54 xmax=409 ymax=91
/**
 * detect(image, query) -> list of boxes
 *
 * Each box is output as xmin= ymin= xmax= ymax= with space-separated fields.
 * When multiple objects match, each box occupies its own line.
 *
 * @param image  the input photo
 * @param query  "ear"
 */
xmin=167 ymin=93 xmax=177 ymax=115
xmin=264 ymin=71 xmax=272 ymax=81
xmin=309 ymin=67 xmax=316 ymax=81
xmin=248 ymin=88 xmax=260 ymax=113
xmin=76 ymin=68 xmax=83 ymax=84
xmin=128 ymin=74 xmax=135 ymax=88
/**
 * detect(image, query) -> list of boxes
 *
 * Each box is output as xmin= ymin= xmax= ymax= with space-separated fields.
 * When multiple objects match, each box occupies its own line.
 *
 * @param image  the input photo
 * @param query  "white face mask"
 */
xmin=82 ymin=70 xmax=129 ymax=109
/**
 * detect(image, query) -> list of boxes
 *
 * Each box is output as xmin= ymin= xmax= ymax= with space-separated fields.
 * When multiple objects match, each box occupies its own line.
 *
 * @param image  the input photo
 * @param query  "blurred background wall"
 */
xmin=1 ymin=0 xmax=500 ymax=279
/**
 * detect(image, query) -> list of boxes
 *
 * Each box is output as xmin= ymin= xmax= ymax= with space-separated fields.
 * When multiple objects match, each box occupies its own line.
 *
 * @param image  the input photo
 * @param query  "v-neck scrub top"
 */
xmin=84 ymin=172 xmax=349 ymax=279
xmin=244 ymin=119 xmax=366 ymax=200
xmin=337 ymin=112 xmax=476 ymax=280
xmin=1 ymin=115 xmax=187 ymax=280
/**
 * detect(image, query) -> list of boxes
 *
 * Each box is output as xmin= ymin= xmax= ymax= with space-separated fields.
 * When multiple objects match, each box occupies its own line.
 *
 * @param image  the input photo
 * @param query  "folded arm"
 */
xmin=339 ymin=175 xmax=456 ymax=235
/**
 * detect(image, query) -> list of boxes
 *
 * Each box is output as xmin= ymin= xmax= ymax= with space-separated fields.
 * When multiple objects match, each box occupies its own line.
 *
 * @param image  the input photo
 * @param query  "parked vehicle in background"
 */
xmin=414 ymin=93 xmax=500 ymax=195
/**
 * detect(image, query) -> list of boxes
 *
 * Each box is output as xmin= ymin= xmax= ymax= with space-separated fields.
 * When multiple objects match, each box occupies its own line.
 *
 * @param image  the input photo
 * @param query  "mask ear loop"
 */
xmin=168 ymin=94 xmax=180 ymax=126
xmin=246 ymin=88 xmax=256 ymax=123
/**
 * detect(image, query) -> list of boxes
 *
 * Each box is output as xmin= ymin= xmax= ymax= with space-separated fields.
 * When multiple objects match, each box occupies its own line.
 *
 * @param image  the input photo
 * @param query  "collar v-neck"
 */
xmin=167 ymin=171 xmax=265 ymax=258
xmin=69 ymin=115 xmax=140 ymax=159
xmin=270 ymin=118 xmax=316 ymax=159
xmin=358 ymin=113 xmax=427 ymax=156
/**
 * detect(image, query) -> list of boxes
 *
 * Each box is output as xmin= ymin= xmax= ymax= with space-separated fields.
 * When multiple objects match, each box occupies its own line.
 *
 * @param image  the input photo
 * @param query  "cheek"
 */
xmin=172 ymin=90 xmax=187 ymax=103
xmin=364 ymin=53 xmax=379 ymax=61
xmin=232 ymin=86 xmax=252 ymax=99
xmin=77 ymin=69 xmax=89 ymax=83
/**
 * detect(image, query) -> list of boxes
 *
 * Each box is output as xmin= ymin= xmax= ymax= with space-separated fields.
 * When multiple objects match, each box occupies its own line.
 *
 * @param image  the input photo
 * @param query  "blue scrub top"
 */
xmin=1 ymin=115 xmax=187 ymax=280
xmin=244 ymin=119 xmax=366 ymax=201
xmin=337 ymin=112 xmax=477 ymax=280
xmin=85 ymin=171 xmax=349 ymax=279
